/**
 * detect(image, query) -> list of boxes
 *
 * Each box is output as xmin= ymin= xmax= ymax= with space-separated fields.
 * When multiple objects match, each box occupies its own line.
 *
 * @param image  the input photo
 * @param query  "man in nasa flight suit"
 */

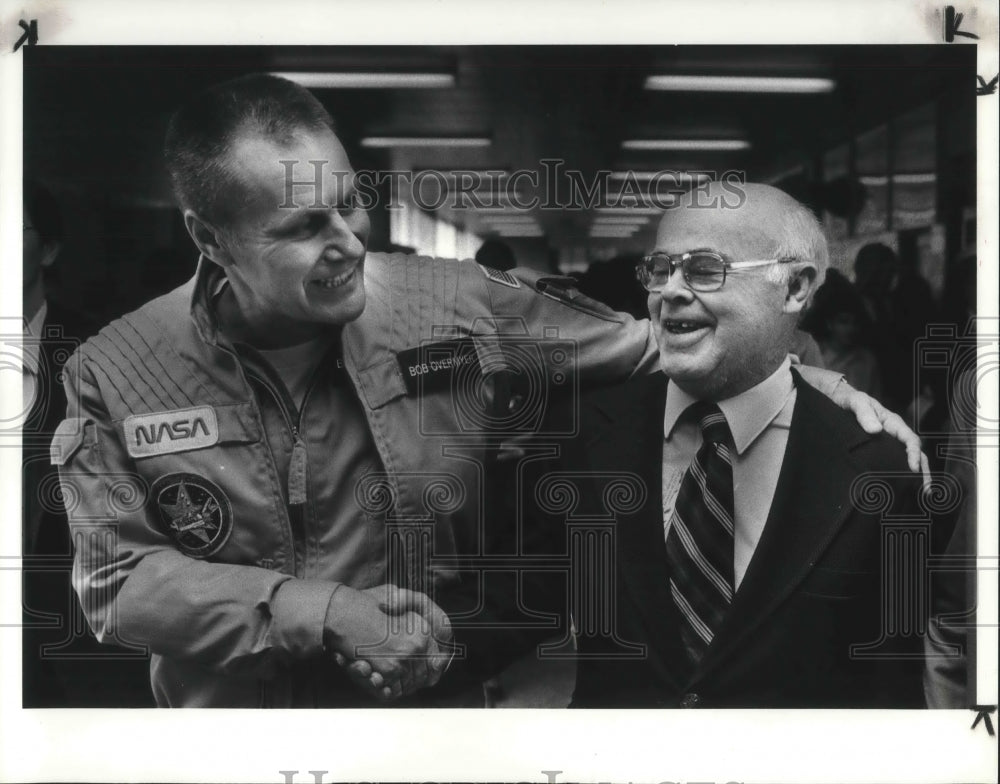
xmin=50 ymin=74 xmax=924 ymax=707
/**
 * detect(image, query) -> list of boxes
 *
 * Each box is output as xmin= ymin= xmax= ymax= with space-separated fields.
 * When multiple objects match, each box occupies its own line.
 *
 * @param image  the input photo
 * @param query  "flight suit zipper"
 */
xmin=237 ymin=341 xmax=339 ymax=573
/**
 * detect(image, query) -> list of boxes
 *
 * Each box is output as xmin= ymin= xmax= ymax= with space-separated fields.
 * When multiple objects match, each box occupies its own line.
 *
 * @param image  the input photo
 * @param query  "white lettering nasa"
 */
xmin=124 ymin=406 xmax=219 ymax=458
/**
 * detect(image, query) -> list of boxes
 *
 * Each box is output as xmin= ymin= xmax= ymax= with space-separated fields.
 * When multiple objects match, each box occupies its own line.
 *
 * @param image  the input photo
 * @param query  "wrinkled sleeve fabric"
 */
xmin=54 ymin=357 xmax=338 ymax=677
xmin=471 ymin=264 xmax=661 ymax=382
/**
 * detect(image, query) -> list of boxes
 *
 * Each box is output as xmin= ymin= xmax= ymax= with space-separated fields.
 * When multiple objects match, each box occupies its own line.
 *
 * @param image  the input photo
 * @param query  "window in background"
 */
xmin=892 ymin=103 xmax=937 ymax=230
xmin=389 ymin=195 xmax=481 ymax=259
xmin=855 ymin=124 xmax=890 ymax=236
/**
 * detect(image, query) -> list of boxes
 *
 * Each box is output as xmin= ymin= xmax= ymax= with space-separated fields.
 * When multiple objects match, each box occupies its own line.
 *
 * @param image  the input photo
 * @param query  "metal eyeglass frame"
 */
xmin=635 ymin=250 xmax=797 ymax=293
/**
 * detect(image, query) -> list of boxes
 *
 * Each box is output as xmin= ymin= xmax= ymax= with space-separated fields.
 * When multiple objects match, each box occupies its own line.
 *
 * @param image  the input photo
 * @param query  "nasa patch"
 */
xmin=150 ymin=473 xmax=233 ymax=559
xmin=124 ymin=406 xmax=219 ymax=459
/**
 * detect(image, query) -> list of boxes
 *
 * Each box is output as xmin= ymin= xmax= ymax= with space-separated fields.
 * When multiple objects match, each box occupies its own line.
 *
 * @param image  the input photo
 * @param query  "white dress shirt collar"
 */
xmin=663 ymin=356 xmax=795 ymax=455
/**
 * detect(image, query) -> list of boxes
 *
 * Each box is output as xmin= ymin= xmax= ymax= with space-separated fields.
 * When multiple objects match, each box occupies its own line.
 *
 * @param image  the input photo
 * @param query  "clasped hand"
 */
xmin=325 ymin=583 xmax=454 ymax=702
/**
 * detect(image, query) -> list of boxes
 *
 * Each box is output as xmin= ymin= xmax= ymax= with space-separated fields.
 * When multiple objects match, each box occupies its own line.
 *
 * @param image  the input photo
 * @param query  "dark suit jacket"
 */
xmin=570 ymin=370 xmax=927 ymax=708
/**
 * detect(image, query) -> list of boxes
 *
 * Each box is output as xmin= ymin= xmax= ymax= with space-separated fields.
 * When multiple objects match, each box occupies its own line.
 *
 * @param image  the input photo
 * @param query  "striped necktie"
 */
xmin=664 ymin=401 xmax=735 ymax=664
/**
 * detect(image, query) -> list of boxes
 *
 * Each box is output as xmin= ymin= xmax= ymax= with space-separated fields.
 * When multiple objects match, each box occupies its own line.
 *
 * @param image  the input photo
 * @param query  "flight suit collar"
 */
xmin=189 ymin=255 xmax=229 ymax=347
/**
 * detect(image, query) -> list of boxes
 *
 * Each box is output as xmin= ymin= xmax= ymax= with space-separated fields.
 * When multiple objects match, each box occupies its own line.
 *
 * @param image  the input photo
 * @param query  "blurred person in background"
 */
xmin=922 ymin=252 xmax=978 ymax=707
xmin=941 ymin=251 xmax=977 ymax=336
xmin=853 ymin=242 xmax=936 ymax=414
xmin=575 ymin=254 xmax=649 ymax=320
xmin=923 ymin=359 xmax=976 ymax=708
xmin=906 ymin=250 xmax=977 ymax=444
xmin=922 ymin=250 xmax=977 ymax=706
xmin=474 ymin=239 xmax=516 ymax=272
xmin=22 ymin=178 xmax=93 ymax=597
xmin=789 ymin=326 xmax=825 ymax=369
xmin=802 ymin=268 xmax=881 ymax=400
xmin=21 ymin=179 xmax=152 ymax=707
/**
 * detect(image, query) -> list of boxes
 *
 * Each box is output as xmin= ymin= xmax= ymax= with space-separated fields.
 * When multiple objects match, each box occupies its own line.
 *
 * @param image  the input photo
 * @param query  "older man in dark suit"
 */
xmin=570 ymin=183 xmax=926 ymax=708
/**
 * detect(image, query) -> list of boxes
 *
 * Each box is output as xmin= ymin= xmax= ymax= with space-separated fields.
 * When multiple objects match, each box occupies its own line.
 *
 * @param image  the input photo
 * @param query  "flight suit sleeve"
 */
xmin=52 ymin=357 xmax=338 ymax=677
xmin=469 ymin=263 xmax=845 ymax=393
xmin=468 ymin=263 xmax=660 ymax=384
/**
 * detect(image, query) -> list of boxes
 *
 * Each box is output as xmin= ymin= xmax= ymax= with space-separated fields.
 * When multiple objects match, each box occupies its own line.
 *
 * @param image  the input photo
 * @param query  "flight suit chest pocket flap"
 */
xmin=121 ymin=403 xmax=260 ymax=459
xmin=358 ymin=338 xmax=489 ymax=410
xmin=356 ymin=356 xmax=408 ymax=410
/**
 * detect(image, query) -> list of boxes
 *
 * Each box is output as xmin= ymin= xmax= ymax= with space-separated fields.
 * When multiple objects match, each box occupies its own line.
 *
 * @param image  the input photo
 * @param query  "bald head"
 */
xmin=659 ymin=182 xmax=829 ymax=286
xmin=647 ymin=182 xmax=828 ymax=400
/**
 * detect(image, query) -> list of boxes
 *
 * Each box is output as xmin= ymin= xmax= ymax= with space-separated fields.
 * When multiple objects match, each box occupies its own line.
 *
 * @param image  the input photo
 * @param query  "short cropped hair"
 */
xmin=768 ymin=197 xmax=829 ymax=292
xmin=164 ymin=73 xmax=335 ymax=226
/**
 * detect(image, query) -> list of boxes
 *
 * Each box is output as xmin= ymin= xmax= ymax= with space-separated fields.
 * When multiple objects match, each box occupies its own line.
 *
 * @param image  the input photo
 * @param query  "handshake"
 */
xmin=324 ymin=583 xmax=456 ymax=702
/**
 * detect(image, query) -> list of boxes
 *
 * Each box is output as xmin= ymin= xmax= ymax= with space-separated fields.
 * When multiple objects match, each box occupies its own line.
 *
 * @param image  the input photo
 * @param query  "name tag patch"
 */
xmin=396 ymin=338 xmax=481 ymax=395
xmin=124 ymin=406 xmax=219 ymax=458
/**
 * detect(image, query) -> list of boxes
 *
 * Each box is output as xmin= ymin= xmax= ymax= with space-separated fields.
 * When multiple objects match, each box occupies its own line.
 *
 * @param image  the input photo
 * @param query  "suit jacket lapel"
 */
xmin=692 ymin=372 xmax=870 ymax=681
xmin=586 ymin=376 xmax=691 ymax=690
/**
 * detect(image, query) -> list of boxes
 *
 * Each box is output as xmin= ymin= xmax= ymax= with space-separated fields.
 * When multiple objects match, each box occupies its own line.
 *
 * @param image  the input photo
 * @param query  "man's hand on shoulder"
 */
xmin=828 ymin=381 xmax=930 ymax=488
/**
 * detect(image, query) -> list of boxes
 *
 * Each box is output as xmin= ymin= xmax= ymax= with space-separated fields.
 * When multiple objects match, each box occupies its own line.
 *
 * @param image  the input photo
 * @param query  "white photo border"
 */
xmin=1 ymin=1 xmax=997 ymax=782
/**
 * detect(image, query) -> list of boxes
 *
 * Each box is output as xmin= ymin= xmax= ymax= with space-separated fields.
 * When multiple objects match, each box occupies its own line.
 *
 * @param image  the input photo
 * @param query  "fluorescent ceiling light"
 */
xmin=765 ymin=165 xmax=807 ymax=185
xmin=591 ymin=226 xmax=639 ymax=235
xmin=859 ymin=173 xmax=937 ymax=186
xmin=595 ymin=206 xmax=664 ymax=215
xmin=622 ymin=139 xmax=750 ymax=152
xmin=361 ymin=137 xmax=491 ymax=148
xmin=272 ymin=72 xmax=455 ymax=89
xmin=644 ymin=75 xmax=835 ymax=94
xmin=443 ymin=169 xmax=510 ymax=176
xmin=493 ymin=229 xmax=545 ymax=237
xmin=894 ymin=173 xmax=937 ymax=185
xmin=481 ymin=216 xmax=538 ymax=224
xmin=592 ymin=216 xmax=651 ymax=225
xmin=608 ymin=171 xmax=711 ymax=183
xmin=417 ymin=169 xmax=511 ymax=181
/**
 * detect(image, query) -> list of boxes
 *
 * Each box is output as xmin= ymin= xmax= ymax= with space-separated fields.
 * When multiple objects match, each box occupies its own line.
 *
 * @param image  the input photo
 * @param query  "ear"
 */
xmin=39 ymin=240 xmax=61 ymax=269
xmin=783 ymin=263 xmax=819 ymax=316
xmin=184 ymin=210 xmax=235 ymax=268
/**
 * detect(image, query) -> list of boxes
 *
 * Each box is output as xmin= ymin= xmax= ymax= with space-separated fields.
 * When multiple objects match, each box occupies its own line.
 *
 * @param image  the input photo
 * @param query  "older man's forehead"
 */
xmin=655 ymin=200 xmax=778 ymax=256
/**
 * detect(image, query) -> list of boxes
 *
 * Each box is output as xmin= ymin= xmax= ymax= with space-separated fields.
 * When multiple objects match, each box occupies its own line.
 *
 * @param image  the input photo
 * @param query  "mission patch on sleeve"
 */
xmin=150 ymin=473 xmax=233 ymax=558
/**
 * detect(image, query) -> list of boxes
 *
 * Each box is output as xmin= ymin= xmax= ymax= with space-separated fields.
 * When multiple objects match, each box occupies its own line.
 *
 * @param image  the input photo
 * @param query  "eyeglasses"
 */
xmin=635 ymin=250 xmax=796 ymax=293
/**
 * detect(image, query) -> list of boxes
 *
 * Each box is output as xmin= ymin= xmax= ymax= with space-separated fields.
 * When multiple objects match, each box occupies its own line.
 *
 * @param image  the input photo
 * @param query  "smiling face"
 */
xmin=649 ymin=185 xmax=814 ymax=400
xmin=210 ymin=127 xmax=370 ymax=344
